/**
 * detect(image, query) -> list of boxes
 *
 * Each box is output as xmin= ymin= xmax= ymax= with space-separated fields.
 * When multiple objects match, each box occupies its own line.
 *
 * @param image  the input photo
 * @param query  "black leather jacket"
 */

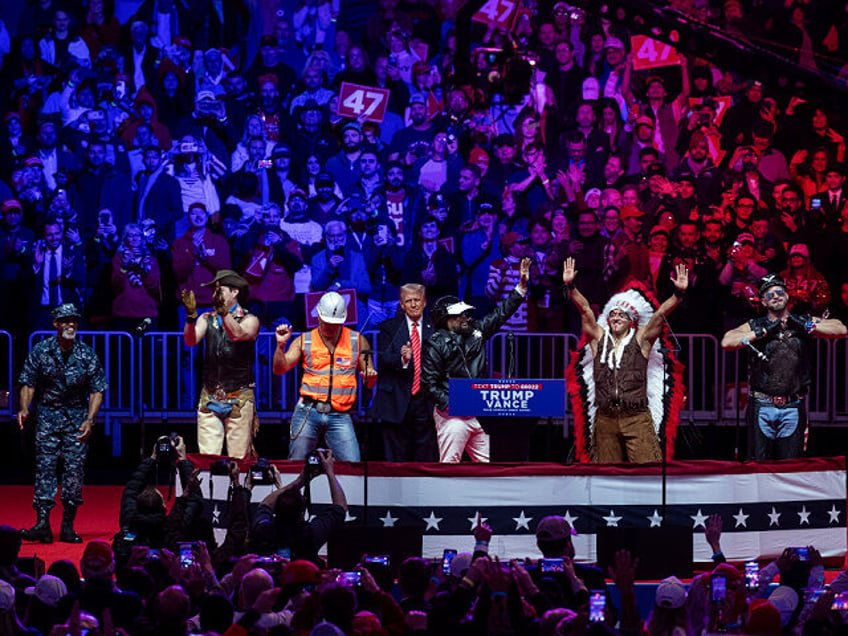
xmin=422 ymin=288 xmax=525 ymax=411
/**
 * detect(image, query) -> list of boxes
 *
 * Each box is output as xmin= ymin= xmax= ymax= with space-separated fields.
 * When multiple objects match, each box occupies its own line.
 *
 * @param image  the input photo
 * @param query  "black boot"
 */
xmin=59 ymin=505 xmax=82 ymax=543
xmin=21 ymin=508 xmax=53 ymax=543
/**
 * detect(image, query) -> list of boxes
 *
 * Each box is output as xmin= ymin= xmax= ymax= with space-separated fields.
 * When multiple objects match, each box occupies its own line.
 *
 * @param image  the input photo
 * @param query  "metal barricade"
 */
xmin=719 ymin=338 xmax=833 ymax=423
xmin=830 ymin=338 xmax=848 ymax=424
xmin=0 ymin=331 xmax=12 ymax=418
xmin=674 ymin=334 xmax=721 ymax=423
xmin=139 ymin=329 xmax=382 ymax=419
xmin=28 ymin=331 xmax=135 ymax=415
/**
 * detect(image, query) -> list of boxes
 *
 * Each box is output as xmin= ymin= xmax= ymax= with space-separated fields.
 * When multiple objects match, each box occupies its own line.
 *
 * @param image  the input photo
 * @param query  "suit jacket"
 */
xmin=809 ymin=188 xmax=846 ymax=231
xmin=373 ymin=314 xmax=434 ymax=423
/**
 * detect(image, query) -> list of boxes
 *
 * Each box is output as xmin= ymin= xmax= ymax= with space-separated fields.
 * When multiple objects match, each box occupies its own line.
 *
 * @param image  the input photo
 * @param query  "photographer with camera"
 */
xmin=249 ymin=449 xmax=347 ymax=563
xmin=110 ymin=222 xmax=161 ymax=332
xmin=112 ymin=433 xmax=198 ymax=566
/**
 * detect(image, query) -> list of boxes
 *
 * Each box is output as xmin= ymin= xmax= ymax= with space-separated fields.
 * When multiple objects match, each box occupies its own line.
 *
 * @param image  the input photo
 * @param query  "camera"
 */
xmin=442 ymin=549 xmax=457 ymax=576
xmin=178 ymin=542 xmax=197 ymax=568
xmin=697 ymin=112 xmax=711 ymax=125
xmin=210 ymin=458 xmax=231 ymax=476
xmin=255 ymin=555 xmax=285 ymax=576
xmin=365 ymin=554 xmax=390 ymax=567
xmin=337 ymin=571 xmax=361 ymax=587
xmin=790 ymin=547 xmax=810 ymax=561
xmin=711 ymin=574 xmax=727 ymax=603
xmin=589 ymin=591 xmax=606 ymax=622
xmin=306 ymin=449 xmax=326 ymax=478
xmin=155 ymin=433 xmax=180 ymax=463
xmin=540 ymin=558 xmax=564 ymax=573
xmin=249 ymin=457 xmax=275 ymax=486
xmin=745 ymin=561 xmax=759 ymax=590
xmin=99 ymin=211 xmax=112 ymax=226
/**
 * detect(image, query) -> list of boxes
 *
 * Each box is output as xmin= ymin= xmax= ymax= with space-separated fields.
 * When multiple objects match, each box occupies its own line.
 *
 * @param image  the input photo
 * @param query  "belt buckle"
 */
xmin=212 ymin=386 xmax=227 ymax=401
xmin=314 ymin=401 xmax=332 ymax=414
xmin=772 ymin=395 xmax=787 ymax=406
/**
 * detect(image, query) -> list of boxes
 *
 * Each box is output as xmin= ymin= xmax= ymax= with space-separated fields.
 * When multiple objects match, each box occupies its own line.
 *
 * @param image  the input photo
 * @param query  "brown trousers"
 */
xmin=592 ymin=409 xmax=661 ymax=463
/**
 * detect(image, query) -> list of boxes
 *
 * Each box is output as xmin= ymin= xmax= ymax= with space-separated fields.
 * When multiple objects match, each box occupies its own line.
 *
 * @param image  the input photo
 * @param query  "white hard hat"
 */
xmin=317 ymin=291 xmax=347 ymax=324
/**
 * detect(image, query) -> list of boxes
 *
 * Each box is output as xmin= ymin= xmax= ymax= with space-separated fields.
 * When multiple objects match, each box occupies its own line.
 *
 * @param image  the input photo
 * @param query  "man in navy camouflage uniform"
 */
xmin=17 ymin=304 xmax=107 ymax=543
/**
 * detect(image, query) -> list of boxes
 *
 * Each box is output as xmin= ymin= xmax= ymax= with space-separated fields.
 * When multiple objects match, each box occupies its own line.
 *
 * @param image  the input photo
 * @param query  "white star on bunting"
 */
xmin=647 ymin=510 xmax=663 ymax=527
xmin=767 ymin=506 xmax=781 ymax=527
xmin=603 ymin=510 xmax=623 ymax=527
xmin=828 ymin=505 xmax=841 ymax=524
xmin=379 ymin=511 xmax=398 ymax=527
xmin=690 ymin=509 xmax=709 ymax=529
xmin=733 ymin=508 xmax=749 ymax=528
xmin=468 ymin=512 xmax=488 ymax=531
xmin=423 ymin=511 xmax=443 ymax=531
xmin=798 ymin=505 xmax=811 ymax=525
xmin=513 ymin=510 xmax=532 ymax=531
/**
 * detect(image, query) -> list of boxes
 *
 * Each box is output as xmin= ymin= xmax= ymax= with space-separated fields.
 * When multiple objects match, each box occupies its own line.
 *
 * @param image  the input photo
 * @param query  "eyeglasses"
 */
xmin=763 ymin=289 xmax=787 ymax=300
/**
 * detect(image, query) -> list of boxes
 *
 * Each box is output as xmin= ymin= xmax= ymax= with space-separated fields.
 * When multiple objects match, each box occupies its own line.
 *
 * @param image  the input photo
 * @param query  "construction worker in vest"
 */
xmin=273 ymin=291 xmax=378 ymax=460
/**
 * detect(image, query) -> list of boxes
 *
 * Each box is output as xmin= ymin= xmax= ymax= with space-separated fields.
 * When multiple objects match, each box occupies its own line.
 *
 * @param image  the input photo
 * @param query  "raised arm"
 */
xmin=640 ymin=263 xmax=688 ymax=352
xmin=181 ymin=289 xmax=208 ymax=346
xmin=562 ymin=257 xmax=602 ymax=342
xmin=809 ymin=317 xmax=848 ymax=339
xmin=272 ymin=328 xmax=303 ymax=375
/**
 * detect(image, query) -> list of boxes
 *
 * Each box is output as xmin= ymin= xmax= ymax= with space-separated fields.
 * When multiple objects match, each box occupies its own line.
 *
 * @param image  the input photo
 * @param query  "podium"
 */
xmin=448 ymin=379 xmax=566 ymax=461
xmin=448 ymin=378 xmax=566 ymax=417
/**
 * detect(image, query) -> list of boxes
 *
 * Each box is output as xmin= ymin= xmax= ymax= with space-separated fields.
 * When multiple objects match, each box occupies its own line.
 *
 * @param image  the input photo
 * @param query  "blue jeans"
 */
xmin=749 ymin=398 xmax=804 ymax=460
xmin=288 ymin=401 xmax=361 ymax=461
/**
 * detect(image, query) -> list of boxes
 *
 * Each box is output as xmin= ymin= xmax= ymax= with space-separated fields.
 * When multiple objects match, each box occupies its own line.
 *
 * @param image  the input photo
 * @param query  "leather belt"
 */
xmin=598 ymin=399 xmax=648 ymax=417
xmin=752 ymin=391 xmax=802 ymax=406
xmin=302 ymin=397 xmax=333 ymax=414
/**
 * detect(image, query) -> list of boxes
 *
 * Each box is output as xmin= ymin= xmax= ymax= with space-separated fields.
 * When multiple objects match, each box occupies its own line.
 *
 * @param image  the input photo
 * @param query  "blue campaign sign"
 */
xmin=448 ymin=379 xmax=566 ymax=417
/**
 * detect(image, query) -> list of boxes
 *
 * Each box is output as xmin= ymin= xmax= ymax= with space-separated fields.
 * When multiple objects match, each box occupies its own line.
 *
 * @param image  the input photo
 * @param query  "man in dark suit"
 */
xmin=373 ymin=283 xmax=438 ymax=462
xmin=809 ymin=162 xmax=846 ymax=232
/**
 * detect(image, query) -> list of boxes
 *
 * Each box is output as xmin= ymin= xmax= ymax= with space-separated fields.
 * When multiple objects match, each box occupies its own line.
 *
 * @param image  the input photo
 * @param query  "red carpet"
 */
xmin=3 ymin=486 xmax=123 ymax=567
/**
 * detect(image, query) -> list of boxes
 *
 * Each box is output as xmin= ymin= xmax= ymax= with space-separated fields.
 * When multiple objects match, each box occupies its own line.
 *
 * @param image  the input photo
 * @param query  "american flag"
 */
xmin=192 ymin=457 xmax=846 ymax=563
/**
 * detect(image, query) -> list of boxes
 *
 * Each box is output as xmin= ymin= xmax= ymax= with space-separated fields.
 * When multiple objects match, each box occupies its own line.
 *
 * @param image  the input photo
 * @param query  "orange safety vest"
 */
xmin=300 ymin=327 xmax=360 ymax=412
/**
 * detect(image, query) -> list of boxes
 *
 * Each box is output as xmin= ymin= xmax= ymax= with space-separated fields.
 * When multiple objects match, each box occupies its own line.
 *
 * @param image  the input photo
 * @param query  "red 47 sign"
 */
xmin=631 ymin=35 xmax=682 ymax=71
xmin=471 ymin=0 xmax=518 ymax=29
xmin=336 ymin=82 xmax=390 ymax=123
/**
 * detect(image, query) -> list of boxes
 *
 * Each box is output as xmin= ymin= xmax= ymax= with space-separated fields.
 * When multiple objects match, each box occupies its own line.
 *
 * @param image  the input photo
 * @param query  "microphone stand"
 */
xmin=360 ymin=349 xmax=375 ymax=526
xmin=135 ymin=318 xmax=153 ymax=459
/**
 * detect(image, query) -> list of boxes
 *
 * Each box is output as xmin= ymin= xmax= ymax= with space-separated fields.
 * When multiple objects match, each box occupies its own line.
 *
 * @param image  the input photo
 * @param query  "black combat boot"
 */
xmin=21 ymin=507 xmax=53 ymax=543
xmin=59 ymin=504 xmax=83 ymax=543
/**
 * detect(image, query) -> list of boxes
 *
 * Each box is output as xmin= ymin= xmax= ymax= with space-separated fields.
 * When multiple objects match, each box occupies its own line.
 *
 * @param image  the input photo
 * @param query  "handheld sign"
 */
xmin=631 ymin=35 xmax=682 ymax=71
xmin=336 ymin=82 xmax=390 ymax=123
xmin=471 ymin=0 xmax=518 ymax=29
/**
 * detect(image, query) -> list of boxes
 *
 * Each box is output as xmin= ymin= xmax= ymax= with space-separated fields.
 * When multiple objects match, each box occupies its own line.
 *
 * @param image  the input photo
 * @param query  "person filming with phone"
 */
xmin=249 ymin=448 xmax=347 ymax=564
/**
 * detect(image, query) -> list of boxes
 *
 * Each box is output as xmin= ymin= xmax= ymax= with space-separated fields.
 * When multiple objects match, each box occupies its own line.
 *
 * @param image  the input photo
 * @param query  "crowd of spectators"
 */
xmin=1 ymin=0 xmax=848 ymax=352
xmin=2 ymin=443 xmax=848 ymax=635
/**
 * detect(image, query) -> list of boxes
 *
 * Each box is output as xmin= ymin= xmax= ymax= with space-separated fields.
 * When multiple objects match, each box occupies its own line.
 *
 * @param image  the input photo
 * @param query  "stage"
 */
xmin=7 ymin=457 xmax=844 ymax=569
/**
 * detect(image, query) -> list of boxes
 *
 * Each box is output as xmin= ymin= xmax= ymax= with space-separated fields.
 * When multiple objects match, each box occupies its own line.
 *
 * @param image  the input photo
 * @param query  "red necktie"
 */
xmin=411 ymin=321 xmax=421 ymax=395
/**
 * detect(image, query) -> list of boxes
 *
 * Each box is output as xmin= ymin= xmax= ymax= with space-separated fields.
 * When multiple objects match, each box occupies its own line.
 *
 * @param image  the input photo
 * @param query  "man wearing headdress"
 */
xmin=721 ymin=273 xmax=846 ymax=459
xmin=564 ymin=257 xmax=688 ymax=463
